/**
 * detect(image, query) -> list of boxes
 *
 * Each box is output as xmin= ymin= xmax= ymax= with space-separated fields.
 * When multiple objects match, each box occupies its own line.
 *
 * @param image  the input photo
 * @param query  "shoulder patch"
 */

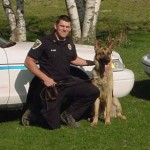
xmin=32 ymin=39 xmax=42 ymax=49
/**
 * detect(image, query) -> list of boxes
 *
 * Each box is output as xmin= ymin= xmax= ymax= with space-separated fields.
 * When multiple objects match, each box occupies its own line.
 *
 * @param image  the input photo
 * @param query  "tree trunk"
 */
xmin=2 ymin=0 xmax=26 ymax=42
xmin=82 ymin=0 xmax=96 ymax=42
xmin=15 ymin=0 xmax=26 ymax=42
xmin=65 ymin=0 xmax=81 ymax=41
xmin=2 ymin=0 xmax=17 ymax=32
xmin=66 ymin=0 xmax=102 ymax=45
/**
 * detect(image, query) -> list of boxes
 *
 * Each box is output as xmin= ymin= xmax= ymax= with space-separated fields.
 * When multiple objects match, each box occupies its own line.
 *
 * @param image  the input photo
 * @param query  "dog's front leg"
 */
xmin=105 ymin=95 xmax=112 ymax=124
xmin=91 ymin=98 xmax=100 ymax=126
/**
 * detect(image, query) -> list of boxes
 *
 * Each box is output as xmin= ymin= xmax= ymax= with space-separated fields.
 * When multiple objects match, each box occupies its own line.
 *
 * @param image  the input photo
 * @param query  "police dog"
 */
xmin=91 ymin=40 xmax=126 ymax=126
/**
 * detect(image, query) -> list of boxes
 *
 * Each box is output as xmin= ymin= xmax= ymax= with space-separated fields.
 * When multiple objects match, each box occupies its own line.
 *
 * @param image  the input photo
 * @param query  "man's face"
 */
xmin=54 ymin=20 xmax=71 ymax=39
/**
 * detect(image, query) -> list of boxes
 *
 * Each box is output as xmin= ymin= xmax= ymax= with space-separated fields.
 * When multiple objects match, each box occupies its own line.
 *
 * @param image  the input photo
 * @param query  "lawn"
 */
xmin=1 ymin=32 xmax=150 ymax=150
xmin=0 ymin=0 xmax=150 ymax=150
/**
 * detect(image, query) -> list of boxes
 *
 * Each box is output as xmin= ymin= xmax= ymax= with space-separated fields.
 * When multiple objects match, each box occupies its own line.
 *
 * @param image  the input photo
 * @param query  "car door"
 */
xmin=6 ymin=42 xmax=34 ymax=107
xmin=0 ymin=48 xmax=9 ymax=107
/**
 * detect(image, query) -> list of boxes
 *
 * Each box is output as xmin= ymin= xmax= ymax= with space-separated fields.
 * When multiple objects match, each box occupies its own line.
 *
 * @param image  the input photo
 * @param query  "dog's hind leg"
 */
xmin=91 ymin=98 xmax=100 ymax=126
xmin=112 ymin=97 xmax=126 ymax=120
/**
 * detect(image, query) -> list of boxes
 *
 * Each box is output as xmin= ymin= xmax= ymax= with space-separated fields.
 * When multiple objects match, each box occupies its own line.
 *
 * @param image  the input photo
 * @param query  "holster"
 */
xmin=41 ymin=86 xmax=58 ymax=101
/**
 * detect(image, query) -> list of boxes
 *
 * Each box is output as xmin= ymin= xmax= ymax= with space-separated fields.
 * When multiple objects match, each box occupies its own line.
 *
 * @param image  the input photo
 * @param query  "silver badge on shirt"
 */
xmin=68 ymin=44 xmax=72 ymax=50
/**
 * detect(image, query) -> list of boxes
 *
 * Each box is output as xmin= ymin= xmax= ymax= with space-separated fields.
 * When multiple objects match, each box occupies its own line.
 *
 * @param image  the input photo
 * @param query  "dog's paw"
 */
xmin=91 ymin=121 xmax=98 ymax=126
xmin=105 ymin=117 xmax=111 ymax=125
xmin=105 ymin=121 xmax=111 ymax=125
xmin=120 ymin=115 xmax=126 ymax=120
xmin=90 ymin=118 xmax=99 ymax=126
xmin=117 ymin=113 xmax=127 ymax=120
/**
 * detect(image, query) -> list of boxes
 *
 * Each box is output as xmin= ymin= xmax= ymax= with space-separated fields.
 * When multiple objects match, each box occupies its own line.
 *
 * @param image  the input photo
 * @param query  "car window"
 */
xmin=0 ymin=37 xmax=16 ymax=48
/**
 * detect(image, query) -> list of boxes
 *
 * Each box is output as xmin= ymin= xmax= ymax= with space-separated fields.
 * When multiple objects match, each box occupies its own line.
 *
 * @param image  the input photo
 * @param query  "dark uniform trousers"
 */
xmin=26 ymin=76 xmax=100 ymax=130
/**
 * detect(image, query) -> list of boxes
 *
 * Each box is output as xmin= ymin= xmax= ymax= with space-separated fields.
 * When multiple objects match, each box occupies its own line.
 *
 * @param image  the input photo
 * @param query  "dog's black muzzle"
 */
xmin=99 ymin=58 xmax=110 ymax=65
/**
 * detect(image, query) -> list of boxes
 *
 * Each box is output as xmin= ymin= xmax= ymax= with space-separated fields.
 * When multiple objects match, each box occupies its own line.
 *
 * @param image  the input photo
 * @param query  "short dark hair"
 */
xmin=56 ymin=15 xmax=71 ymax=24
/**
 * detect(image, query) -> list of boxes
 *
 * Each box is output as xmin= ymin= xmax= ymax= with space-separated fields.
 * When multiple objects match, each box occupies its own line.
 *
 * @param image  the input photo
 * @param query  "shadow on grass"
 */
xmin=0 ymin=109 xmax=50 ymax=129
xmin=0 ymin=79 xmax=149 ymax=123
xmin=0 ymin=109 xmax=23 ymax=123
xmin=130 ymin=79 xmax=150 ymax=100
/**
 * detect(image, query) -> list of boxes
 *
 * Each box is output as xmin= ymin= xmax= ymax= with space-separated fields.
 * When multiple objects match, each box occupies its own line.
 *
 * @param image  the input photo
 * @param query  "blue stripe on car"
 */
xmin=0 ymin=65 xmax=27 ymax=70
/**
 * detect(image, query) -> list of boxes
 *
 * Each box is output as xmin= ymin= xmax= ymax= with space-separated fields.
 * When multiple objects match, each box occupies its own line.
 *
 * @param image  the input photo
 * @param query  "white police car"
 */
xmin=0 ymin=37 xmax=134 ymax=109
xmin=141 ymin=53 xmax=150 ymax=77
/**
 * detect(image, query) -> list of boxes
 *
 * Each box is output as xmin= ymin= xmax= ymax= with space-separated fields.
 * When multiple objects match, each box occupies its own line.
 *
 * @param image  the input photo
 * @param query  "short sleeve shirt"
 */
xmin=27 ymin=33 xmax=77 ymax=81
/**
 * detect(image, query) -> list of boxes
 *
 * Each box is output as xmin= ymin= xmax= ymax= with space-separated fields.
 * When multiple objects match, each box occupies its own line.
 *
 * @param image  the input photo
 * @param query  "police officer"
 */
xmin=22 ymin=15 xmax=100 ymax=130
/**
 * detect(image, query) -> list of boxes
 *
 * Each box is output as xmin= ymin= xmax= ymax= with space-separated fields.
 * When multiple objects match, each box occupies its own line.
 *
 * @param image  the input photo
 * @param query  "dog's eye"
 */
xmin=107 ymin=52 xmax=111 ymax=55
xmin=101 ymin=51 xmax=105 ymax=55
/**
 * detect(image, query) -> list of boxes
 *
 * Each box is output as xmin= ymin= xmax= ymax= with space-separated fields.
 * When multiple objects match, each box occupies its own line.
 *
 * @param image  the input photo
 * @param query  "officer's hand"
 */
xmin=43 ymin=77 xmax=56 ymax=87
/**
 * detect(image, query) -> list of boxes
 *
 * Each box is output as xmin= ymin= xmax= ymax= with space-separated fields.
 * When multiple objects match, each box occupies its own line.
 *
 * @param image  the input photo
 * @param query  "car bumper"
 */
xmin=113 ymin=69 xmax=134 ymax=98
xmin=141 ymin=54 xmax=150 ymax=77
xmin=83 ymin=66 xmax=134 ymax=98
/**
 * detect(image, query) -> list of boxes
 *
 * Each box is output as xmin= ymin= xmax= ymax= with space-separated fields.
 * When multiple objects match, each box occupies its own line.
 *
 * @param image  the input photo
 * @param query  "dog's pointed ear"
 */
xmin=95 ymin=39 xmax=101 ymax=51
xmin=108 ymin=38 xmax=115 ymax=51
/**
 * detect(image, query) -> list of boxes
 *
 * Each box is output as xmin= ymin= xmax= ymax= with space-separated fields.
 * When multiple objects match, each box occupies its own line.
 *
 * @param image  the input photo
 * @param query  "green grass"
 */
xmin=0 ymin=33 xmax=150 ymax=150
xmin=0 ymin=0 xmax=150 ymax=150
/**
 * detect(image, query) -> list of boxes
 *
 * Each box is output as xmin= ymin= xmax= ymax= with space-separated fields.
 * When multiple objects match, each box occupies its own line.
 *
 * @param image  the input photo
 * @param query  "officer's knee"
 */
xmin=90 ymin=85 xmax=100 ymax=98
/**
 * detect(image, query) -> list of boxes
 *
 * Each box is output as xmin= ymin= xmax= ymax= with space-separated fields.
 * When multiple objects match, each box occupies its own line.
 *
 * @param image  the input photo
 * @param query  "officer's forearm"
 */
xmin=24 ymin=56 xmax=50 ymax=82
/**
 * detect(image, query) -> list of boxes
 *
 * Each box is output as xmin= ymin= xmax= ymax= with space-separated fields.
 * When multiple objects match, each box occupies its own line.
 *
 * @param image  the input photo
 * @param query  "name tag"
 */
xmin=51 ymin=49 xmax=56 ymax=51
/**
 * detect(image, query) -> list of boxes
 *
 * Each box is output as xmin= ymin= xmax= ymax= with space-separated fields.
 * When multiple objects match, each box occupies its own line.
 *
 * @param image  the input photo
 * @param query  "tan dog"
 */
xmin=91 ymin=40 xmax=126 ymax=126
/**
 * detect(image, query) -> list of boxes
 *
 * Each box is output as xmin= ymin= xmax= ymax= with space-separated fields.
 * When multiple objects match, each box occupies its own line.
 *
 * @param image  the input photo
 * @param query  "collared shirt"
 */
xmin=27 ymin=32 xmax=77 ymax=81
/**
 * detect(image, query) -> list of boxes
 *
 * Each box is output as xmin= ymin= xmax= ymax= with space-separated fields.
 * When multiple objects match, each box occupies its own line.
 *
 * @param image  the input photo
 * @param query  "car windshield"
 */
xmin=0 ymin=37 xmax=16 ymax=48
xmin=0 ymin=37 xmax=8 ymax=45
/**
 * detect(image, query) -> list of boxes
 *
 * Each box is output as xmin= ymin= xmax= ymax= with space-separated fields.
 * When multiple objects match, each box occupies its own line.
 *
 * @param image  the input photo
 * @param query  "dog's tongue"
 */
xmin=105 ymin=64 xmax=109 ymax=70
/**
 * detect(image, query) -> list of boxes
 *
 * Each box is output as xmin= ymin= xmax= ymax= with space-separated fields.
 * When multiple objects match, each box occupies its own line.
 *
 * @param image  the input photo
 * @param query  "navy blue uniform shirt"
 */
xmin=27 ymin=32 xmax=77 ymax=81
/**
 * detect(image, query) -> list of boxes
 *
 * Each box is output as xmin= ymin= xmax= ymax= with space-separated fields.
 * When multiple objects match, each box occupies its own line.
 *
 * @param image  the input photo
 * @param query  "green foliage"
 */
xmin=0 ymin=1 xmax=150 ymax=149
xmin=0 ymin=0 xmax=150 ymax=40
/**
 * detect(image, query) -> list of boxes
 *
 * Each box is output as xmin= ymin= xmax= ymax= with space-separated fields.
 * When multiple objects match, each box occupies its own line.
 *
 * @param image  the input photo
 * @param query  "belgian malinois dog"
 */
xmin=91 ymin=40 xmax=126 ymax=126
